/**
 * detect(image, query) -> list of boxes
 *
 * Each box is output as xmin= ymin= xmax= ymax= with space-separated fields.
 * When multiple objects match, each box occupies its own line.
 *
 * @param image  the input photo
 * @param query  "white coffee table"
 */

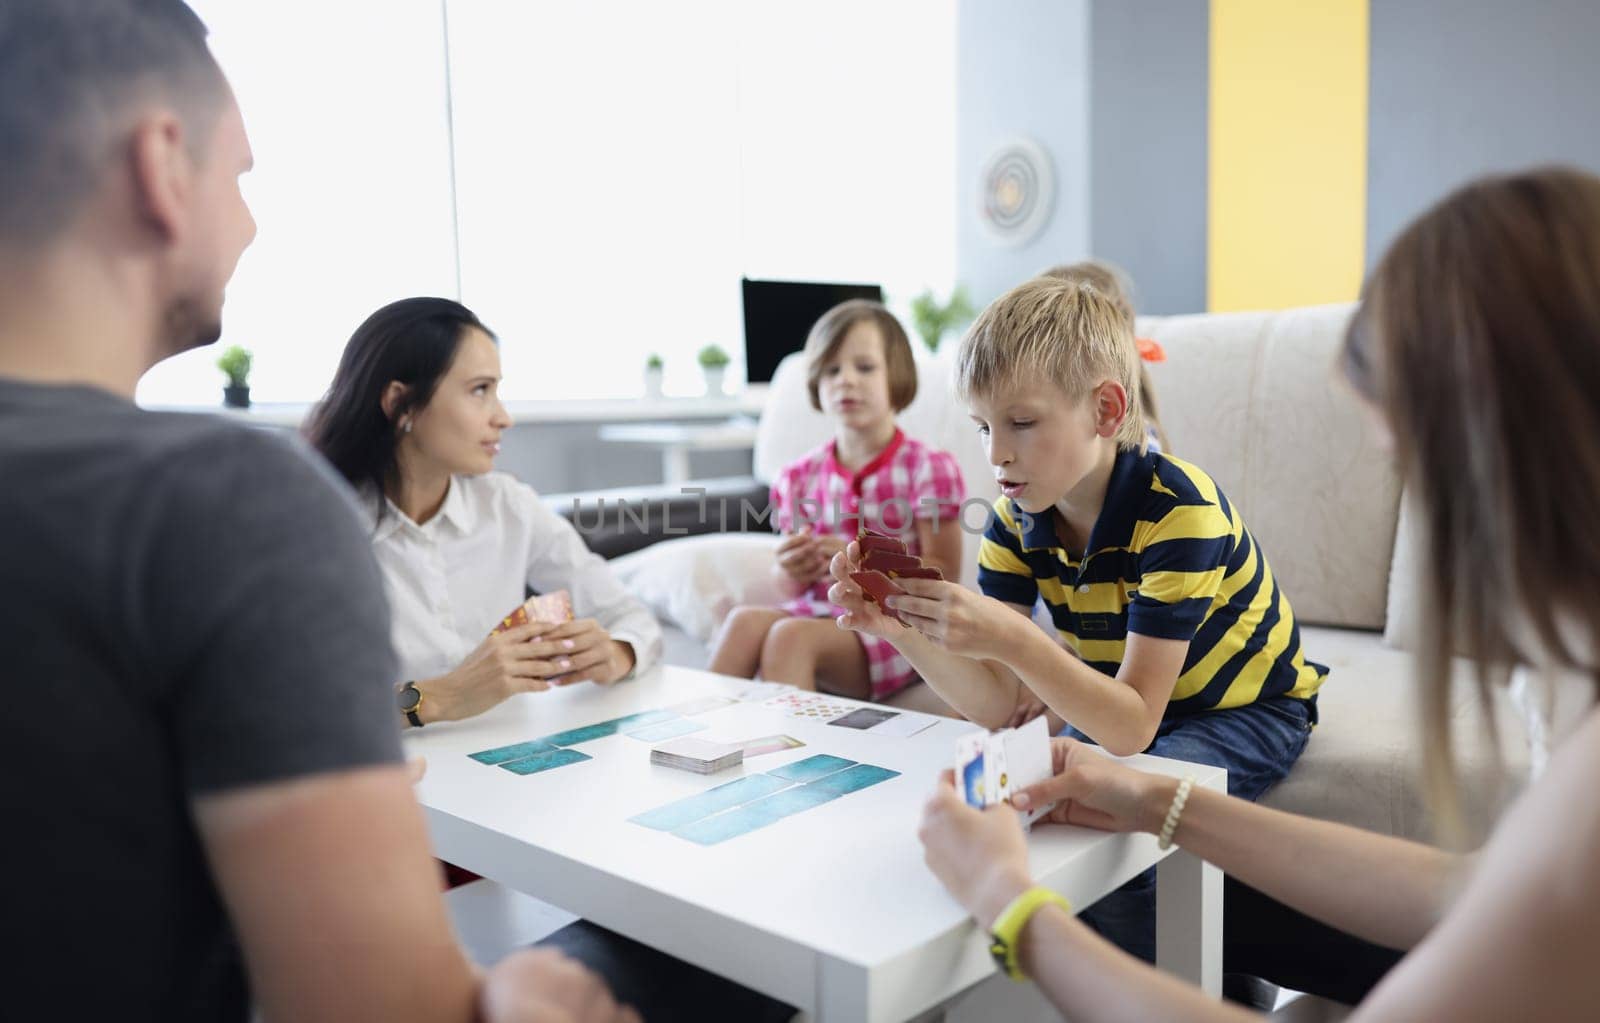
xmin=405 ymin=666 xmax=1225 ymax=1022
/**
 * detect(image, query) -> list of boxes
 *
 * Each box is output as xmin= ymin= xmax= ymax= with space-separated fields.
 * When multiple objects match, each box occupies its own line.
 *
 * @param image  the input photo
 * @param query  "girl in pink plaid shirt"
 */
xmin=709 ymin=300 xmax=965 ymax=701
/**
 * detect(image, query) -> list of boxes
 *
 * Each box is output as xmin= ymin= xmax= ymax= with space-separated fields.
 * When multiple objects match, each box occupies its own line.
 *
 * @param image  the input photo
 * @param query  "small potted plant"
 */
xmin=217 ymin=344 xmax=253 ymax=408
xmin=909 ymin=285 xmax=977 ymax=353
xmin=697 ymin=344 xmax=731 ymax=395
xmin=644 ymin=353 xmax=664 ymax=398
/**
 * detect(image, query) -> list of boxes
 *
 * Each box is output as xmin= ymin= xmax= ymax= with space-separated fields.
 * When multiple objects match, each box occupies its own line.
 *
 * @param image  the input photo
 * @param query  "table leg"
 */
xmin=1156 ymin=846 xmax=1223 ymax=995
xmin=662 ymin=446 xmax=690 ymax=485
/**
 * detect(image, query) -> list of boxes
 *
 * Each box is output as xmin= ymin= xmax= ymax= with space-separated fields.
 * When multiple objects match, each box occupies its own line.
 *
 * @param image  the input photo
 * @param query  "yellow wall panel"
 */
xmin=1209 ymin=0 xmax=1368 ymax=311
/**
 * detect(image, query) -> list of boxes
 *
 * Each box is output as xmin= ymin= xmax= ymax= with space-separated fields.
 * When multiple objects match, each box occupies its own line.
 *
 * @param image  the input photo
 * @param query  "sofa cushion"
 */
xmin=610 ymin=532 xmax=785 ymax=645
xmin=1142 ymin=304 xmax=1400 ymax=631
xmin=1264 ymin=626 xmax=1527 ymax=842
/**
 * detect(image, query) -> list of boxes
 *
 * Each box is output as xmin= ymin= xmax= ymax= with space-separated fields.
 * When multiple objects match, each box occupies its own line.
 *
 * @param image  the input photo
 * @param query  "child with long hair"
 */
xmin=708 ymin=300 xmax=964 ymax=701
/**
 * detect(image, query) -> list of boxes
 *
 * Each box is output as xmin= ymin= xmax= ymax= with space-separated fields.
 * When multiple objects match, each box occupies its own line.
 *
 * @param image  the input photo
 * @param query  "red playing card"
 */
xmin=850 ymin=570 xmax=909 ymax=624
xmin=491 ymin=590 xmax=573 ymax=635
xmin=857 ymin=529 xmax=908 ymax=556
xmin=887 ymin=565 xmax=943 ymax=581
xmin=861 ymin=549 xmax=926 ymax=575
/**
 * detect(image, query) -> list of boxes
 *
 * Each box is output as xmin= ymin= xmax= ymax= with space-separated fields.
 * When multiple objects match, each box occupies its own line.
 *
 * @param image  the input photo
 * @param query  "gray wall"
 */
xmin=1087 ymin=0 xmax=1209 ymax=315
xmin=1368 ymin=0 xmax=1600 ymax=266
xmin=956 ymin=0 xmax=1091 ymax=305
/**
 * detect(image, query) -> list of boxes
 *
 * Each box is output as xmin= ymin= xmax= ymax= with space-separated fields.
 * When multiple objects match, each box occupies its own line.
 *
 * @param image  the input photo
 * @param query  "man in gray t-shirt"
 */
xmin=0 ymin=380 xmax=402 ymax=1018
xmin=0 ymin=4 xmax=629 ymax=1021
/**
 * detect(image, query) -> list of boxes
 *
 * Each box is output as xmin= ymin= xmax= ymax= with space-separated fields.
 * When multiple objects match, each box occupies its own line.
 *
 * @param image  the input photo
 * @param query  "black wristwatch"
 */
xmin=397 ymin=681 xmax=424 ymax=728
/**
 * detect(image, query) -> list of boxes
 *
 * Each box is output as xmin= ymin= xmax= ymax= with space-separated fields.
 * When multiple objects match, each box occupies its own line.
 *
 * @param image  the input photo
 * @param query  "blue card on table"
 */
xmin=807 ymin=763 xmax=900 ymax=795
xmin=673 ymin=783 xmax=843 ymax=844
xmin=470 ymin=739 xmax=558 ymax=766
xmin=630 ymin=773 xmax=792 ymax=831
xmin=537 ymin=709 xmax=676 ymax=748
xmin=499 ymin=748 xmax=592 ymax=775
xmin=766 ymin=754 xmax=856 ymax=783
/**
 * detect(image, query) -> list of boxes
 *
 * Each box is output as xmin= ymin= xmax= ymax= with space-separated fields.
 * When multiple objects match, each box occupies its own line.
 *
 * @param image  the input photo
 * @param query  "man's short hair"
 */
xmin=0 ymin=0 xmax=225 ymax=242
xmin=956 ymin=275 xmax=1149 ymax=449
xmin=803 ymin=299 xmax=919 ymax=413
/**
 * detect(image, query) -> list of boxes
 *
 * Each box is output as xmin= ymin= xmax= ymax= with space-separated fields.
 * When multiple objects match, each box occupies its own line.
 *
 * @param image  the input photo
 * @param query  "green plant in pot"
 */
xmin=909 ymin=285 xmax=977 ymax=353
xmin=644 ymin=353 xmax=665 ymax=398
xmin=697 ymin=344 xmax=730 ymax=395
xmin=216 ymin=345 xmax=253 ymax=408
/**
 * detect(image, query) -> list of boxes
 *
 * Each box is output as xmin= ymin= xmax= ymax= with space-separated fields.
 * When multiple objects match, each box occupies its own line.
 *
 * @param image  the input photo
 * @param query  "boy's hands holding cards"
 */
xmin=886 ymin=580 xmax=1023 ymax=661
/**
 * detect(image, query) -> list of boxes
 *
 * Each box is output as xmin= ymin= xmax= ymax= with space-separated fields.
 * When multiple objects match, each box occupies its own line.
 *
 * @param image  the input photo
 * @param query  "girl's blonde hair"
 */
xmin=1040 ymin=260 xmax=1169 ymax=452
xmin=1342 ymin=166 xmax=1600 ymax=842
xmin=956 ymin=275 xmax=1148 ymax=450
xmin=803 ymin=300 xmax=918 ymax=413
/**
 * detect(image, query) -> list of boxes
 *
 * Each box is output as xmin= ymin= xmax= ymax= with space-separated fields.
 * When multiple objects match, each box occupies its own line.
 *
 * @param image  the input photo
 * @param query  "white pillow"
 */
xmin=611 ymin=533 xmax=787 ymax=644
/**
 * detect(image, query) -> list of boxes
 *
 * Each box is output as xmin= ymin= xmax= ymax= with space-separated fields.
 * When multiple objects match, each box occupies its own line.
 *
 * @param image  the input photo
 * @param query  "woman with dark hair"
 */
xmin=906 ymin=167 xmax=1600 ymax=1020
xmin=306 ymin=297 xmax=661 ymax=727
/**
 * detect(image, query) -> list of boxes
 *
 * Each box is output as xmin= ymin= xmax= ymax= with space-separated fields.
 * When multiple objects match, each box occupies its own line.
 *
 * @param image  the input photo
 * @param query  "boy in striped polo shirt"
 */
xmin=829 ymin=274 xmax=1327 ymax=962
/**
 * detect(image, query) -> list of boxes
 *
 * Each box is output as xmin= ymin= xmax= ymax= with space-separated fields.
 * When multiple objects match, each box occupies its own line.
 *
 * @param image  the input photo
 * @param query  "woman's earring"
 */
xmin=402 ymin=419 xmax=413 ymax=434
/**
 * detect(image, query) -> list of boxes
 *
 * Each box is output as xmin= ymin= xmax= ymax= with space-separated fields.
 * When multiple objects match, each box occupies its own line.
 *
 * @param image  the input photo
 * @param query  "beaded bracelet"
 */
xmin=1157 ymin=776 xmax=1195 ymax=851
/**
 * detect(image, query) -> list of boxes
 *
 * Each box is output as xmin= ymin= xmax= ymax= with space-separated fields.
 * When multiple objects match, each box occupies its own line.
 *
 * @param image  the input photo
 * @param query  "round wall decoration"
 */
xmin=978 ymin=138 xmax=1055 ymax=247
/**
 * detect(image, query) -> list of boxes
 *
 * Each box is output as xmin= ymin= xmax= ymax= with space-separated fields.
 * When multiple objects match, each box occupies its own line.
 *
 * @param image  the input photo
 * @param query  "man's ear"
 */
xmin=129 ymin=113 xmax=192 ymax=242
xmin=380 ymin=381 xmax=409 ymax=423
xmin=1092 ymin=380 xmax=1129 ymax=439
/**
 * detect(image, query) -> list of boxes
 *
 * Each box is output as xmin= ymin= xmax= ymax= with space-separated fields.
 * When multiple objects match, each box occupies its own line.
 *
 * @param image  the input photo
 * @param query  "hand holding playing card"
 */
xmin=884 ymin=579 xmax=1019 ymax=661
xmin=1008 ymin=738 xmax=1167 ymax=834
xmin=826 ymin=541 xmax=906 ymax=639
xmin=531 ymin=617 xmax=636 ymax=686
xmin=918 ymin=771 xmax=1034 ymax=931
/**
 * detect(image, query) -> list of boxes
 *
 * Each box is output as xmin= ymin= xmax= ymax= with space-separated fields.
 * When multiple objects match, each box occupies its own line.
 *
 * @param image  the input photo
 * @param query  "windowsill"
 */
xmin=140 ymin=387 xmax=770 ymax=429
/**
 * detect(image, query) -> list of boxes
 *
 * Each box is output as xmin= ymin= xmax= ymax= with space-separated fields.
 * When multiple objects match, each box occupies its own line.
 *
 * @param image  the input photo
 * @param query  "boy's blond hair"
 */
xmin=956 ymin=275 xmax=1148 ymax=450
xmin=1041 ymin=260 xmax=1170 ymax=452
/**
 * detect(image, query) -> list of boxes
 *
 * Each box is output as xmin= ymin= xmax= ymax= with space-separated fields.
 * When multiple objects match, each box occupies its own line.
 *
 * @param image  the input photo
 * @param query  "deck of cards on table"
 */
xmin=954 ymin=717 xmax=1054 ymax=824
xmin=848 ymin=529 xmax=942 ymax=624
xmin=651 ymin=736 xmax=745 ymax=774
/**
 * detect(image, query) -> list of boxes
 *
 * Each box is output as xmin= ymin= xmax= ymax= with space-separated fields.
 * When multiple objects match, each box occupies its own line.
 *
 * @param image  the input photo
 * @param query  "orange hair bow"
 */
xmin=1136 ymin=337 xmax=1166 ymax=363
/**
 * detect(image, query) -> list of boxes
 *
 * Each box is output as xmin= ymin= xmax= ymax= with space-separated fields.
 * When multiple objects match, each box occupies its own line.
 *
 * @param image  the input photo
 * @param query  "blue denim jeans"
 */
xmin=1059 ymin=694 xmax=1318 ymax=964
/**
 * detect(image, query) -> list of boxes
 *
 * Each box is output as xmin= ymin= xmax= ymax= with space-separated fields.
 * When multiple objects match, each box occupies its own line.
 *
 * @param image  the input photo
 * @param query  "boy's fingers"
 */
xmin=885 ymin=594 xmax=940 ymax=620
xmin=895 ymin=578 xmax=947 ymax=598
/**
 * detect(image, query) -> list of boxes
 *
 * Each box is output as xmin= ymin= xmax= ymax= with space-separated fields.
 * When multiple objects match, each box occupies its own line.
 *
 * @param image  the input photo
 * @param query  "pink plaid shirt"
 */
xmin=769 ymin=429 xmax=965 ymax=698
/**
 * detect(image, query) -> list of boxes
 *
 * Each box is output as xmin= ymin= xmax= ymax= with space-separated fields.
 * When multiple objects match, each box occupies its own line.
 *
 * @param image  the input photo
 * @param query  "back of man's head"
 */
xmin=0 ymin=0 xmax=225 ymax=245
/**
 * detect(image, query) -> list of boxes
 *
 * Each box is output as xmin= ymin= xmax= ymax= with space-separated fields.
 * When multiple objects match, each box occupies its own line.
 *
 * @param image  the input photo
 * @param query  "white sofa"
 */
xmin=614 ymin=302 xmax=1528 ymax=842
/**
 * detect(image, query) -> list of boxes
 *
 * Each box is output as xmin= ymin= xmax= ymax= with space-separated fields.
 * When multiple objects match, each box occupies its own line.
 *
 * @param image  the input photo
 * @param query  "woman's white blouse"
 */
xmin=363 ymin=472 xmax=662 ymax=684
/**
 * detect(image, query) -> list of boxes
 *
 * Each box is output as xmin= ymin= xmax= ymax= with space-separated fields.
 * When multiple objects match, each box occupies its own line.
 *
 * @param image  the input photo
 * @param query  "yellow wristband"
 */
xmin=989 ymin=886 xmax=1071 ymax=981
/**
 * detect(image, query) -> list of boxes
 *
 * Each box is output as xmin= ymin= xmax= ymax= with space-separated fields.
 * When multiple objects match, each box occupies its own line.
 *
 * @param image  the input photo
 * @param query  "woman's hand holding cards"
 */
xmin=418 ymin=622 xmax=569 ymax=723
xmin=1009 ymin=738 xmax=1170 ymax=834
xmin=533 ymin=617 xmax=636 ymax=686
xmin=918 ymin=771 xmax=1034 ymax=930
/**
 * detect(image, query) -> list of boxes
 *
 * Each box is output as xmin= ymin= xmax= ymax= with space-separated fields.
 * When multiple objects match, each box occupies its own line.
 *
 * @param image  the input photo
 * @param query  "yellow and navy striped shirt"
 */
xmin=978 ymin=448 xmax=1326 ymax=715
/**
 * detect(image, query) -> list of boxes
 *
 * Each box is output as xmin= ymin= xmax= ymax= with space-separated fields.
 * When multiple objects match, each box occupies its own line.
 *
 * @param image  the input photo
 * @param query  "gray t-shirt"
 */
xmin=0 ymin=378 xmax=402 ymax=1020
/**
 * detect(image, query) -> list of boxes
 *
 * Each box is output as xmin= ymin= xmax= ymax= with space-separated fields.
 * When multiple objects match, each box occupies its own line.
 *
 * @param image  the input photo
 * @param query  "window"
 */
xmin=137 ymin=0 xmax=955 ymax=405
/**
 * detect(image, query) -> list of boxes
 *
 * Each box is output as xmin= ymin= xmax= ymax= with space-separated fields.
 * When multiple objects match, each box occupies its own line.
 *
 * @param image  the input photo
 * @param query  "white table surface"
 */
xmin=406 ymin=666 xmax=1225 ymax=1022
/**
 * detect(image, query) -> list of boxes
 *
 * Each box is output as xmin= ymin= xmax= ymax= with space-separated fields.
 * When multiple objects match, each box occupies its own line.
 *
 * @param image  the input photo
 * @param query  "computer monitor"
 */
xmin=741 ymin=277 xmax=884 ymax=385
